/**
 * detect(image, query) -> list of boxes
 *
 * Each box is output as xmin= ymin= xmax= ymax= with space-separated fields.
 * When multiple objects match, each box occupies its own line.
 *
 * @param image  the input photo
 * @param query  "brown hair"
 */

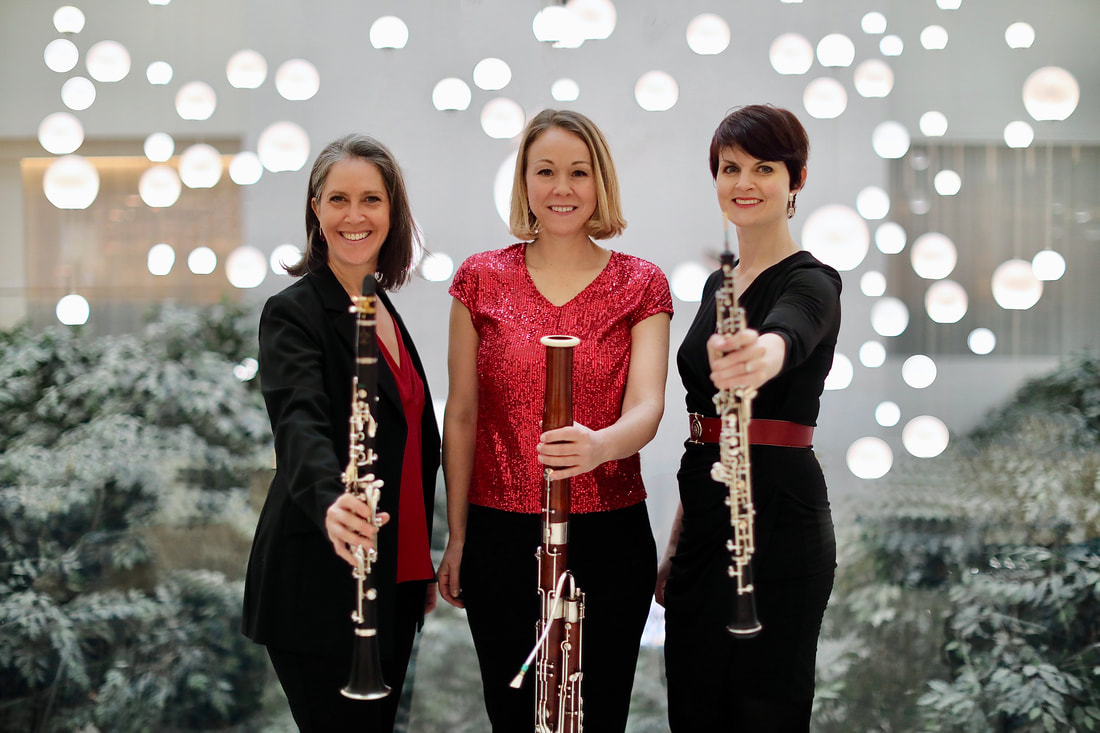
xmin=708 ymin=104 xmax=809 ymax=195
xmin=509 ymin=109 xmax=626 ymax=241
xmin=287 ymin=134 xmax=418 ymax=290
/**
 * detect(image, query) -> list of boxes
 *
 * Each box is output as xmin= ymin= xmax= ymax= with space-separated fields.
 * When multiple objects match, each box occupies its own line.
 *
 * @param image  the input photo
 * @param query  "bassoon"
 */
xmin=340 ymin=275 xmax=391 ymax=700
xmin=711 ymin=234 xmax=763 ymax=638
xmin=511 ymin=335 xmax=585 ymax=733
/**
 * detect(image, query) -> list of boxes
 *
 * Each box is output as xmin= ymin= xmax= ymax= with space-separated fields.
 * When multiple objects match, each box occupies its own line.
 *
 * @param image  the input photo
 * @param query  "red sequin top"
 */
xmin=450 ymin=243 xmax=673 ymax=514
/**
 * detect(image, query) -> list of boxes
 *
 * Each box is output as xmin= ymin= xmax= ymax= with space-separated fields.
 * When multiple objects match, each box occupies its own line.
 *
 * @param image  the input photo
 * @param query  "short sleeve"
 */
xmin=758 ymin=262 xmax=842 ymax=372
xmin=449 ymin=256 xmax=479 ymax=313
xmin=629 ymin=259 xmax=674 ymax=327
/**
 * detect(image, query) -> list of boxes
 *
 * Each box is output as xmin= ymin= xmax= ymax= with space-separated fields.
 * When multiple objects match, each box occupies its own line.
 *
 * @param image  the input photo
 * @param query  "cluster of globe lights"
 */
xmin=38 ymin=0 xmax=1082 ymax=480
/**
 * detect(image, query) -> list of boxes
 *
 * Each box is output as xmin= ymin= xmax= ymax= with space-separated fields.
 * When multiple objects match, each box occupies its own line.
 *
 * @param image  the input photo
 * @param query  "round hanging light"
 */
xmin=144 ymin=132 xmax=175 ymax=162
xmin=1022 ymin=66 xmax=1080 ymax=121
xmin=634 ymin=71 xmax=678 ymax=111
xmin=1031 ymin=249 xmax=1065 ymax=281
xmin=919 ymin=111 xmax=948 ymax=137
xmin=226 ymin=246 xmax=267 ymax=288
xmin=369 ymin=16 xmax=409 ymax=49
xmin=870 ymin=296 xmax=909 ymax=337
xmin=229 ymin=151 xmax=263 ymax=185
xmin=38 ymin=112 xmax=84 ymax=154
xmin=532 ymin=6 xmax=574 ymax=44
xmin=188 ymin=246 xmax=217 ymax=275
xmin=925 ymin=280 xmax=968 ymax=323
xmin=432 ymin=78 xmax=472 ymax=111
xmin=275 ymin=58 xmax=320 ymax=101
xmin=871 ymin=121 xmax=911 ymax=159
xmin=420 ymin=252 xmax=456 ymax=282
xmin=270 ymin=243 xmax=302 ymax=275
xmin=860 ymin=271 xmax=886 ymax=297
xmin=876 ymin=401 xmax=901 ymax=427
xmin=61 ymin=76 xmax=96 ymax=111
xmin=147 ymin=243 xmax=176 ymax=275
xmin=991 ymin=259 xmax=1042 ymax=309
xmin=803 ymin=77 xmax=847 ymax=119
xmin=910 ymin=232 xmax=957 ymax=279
xmin=227 ymin=49 xmax=267 ymax=89
xmin=816 ymin=33 xmax=855 ymax=67
xmin=902 ymin=415 xmax=950 ymax=458
xmin=1005 ymin=22 xmax=1035 ymax=49
xmin=861 ymin=12 xmax=887 ymax=34
xmin=567 ymin=0 xmax=617 ymax=41
xmin=937 ymin=0 xmax=962 ymax=8
xmin=44 ymin=38 xmax=79 ymax=73
xmin=85 ymin=40 xmax=130 ymax=82
xmin=686 ymin=13 xmax=730 ymax=55
xmin=853 ymin=59 xmax=893 ymax=97
xmin=257 ymin=121 xmax=310 ymax=172
xmin=859 ymin=340 xmax=886 ymax=368
xmin=56 ymin=294 xmax=90 ymax=325
xmin=847 ymin=437 xmax=892 ymax=479
xmin=875 ymin=221 xmax=907 ymax=254
xmin=175 ymin=81 xmax=217 ymax=120
xmin=769 ymin=33 xmax=813 ymax=75
xmin=473 ymin=58 xmax=512 ymax=91
xmin=138 ymin=165 xmax=182 ymax=207
xmin=824 ymin=353 xmax=853 ymax=390
xmin=801 ymin=204 xmax=868 ymax=271
xmin=670 ymin=262 xmax=709 ymax=302
xmin=920 ymin=25 xmax=949 ymax=50
xmin=551 ymin=78 xmax=580 ymax=101
xmin=902 ymin=354 xmax=937 ymax=389
xmin=1003 ymin=121 xmax=1034 ymax=148
xmin=856 ymin=186 xmax=890 ymax=220
xmin=880 ymin=34 xmax=904 ymax=56
xmin=178 ymin=144 xmax=223 ymax=189
xmin=53 ymin=6 xmax=85 ymax=33
xmin=43 ymin=155 xmax=99 ymax=209
xmin=968 ymin=328 xmax=996 ymax=355
xmin=146 ymin=61 xmax=173 ymax=85
xmin=933 ymin=170 xmax=962 ymax=196
xmin=480 ymin=98 xmax=525 ymax=139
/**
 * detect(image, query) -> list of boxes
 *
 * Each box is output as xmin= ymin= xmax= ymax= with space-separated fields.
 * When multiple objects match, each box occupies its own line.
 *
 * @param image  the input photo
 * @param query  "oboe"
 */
xmin=511 ymin=335 xmax=585 ymax=733
xmin=340 ymin=275 xmax=391 ymax=700
xmin=710 ymin=228 xmax=763 ymax=638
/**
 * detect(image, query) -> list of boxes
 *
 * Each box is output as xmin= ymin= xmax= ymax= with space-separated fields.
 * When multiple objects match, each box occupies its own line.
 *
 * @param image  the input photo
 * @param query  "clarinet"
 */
xmin=511 ymin=335 xmax=585 ymax=733
xmin=340 ymin=275 xmax=392 ymax=700
xmin=710 ymin=244 xmax=763 ymax=638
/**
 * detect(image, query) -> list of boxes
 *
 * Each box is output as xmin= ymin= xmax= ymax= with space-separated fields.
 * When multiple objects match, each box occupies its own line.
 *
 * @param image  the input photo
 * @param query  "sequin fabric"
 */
xmin=450 ymin=243 xmax=673 ymax=514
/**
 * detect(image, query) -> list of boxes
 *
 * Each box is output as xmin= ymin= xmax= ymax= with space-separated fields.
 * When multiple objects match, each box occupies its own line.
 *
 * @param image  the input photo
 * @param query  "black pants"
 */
xmin=267 ymin=580 xmax=425 ymax=732
xmin=460 ymin=502 xmax=657 ymax=733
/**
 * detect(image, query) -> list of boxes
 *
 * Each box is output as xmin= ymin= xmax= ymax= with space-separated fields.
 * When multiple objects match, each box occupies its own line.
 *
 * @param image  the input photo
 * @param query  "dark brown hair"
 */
xmin=510 ymin=109 xmax=626 ymax=241
xmin=287 ymin=134 xmax=418 ymax=290
xmin=708 ymin=104 xmax=809 ymax=191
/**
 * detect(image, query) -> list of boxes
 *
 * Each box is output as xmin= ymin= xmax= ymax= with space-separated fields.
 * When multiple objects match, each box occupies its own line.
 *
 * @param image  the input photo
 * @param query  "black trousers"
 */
xmin=460 ymin=502 xmax=657 ymax=733
xmin=266 ymin=580 xmax=425 ymax=732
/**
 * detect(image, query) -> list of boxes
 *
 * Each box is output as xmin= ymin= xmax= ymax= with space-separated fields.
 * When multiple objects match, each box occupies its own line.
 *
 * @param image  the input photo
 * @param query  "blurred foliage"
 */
xmin=816 ymin=352 xmax=1100 ymax=732
xmin=0 ymin=302 xmax=273 ymax=732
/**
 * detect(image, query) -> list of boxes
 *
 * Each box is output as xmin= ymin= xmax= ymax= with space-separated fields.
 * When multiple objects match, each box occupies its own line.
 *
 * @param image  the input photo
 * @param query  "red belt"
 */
xmin=688 ymin=413 xmax=814 ymax=448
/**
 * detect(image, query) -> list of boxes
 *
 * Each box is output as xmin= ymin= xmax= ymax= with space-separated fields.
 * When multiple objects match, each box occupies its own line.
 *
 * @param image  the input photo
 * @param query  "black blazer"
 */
xmin=242 ymin=265 xmax=440 ymax=658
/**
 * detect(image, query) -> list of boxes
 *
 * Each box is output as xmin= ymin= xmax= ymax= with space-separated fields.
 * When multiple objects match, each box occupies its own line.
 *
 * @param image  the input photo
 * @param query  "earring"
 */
xmin=787 ymin=192 xmax=796 ymax=219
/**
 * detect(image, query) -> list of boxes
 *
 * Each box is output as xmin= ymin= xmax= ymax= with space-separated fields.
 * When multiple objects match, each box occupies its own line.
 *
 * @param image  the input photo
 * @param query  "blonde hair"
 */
xmin=509 ymin=109 xmax=626 ymax=241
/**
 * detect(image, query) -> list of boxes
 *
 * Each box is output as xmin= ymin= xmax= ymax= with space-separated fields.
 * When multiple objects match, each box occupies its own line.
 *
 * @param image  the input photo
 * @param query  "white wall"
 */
xmin=2 ymin=0 xmax=1097 ymax=543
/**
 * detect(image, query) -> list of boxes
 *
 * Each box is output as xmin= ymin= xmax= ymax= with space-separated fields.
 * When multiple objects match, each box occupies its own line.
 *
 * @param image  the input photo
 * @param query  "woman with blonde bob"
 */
xmin=438 ymin=108 xmax=672 ymax=732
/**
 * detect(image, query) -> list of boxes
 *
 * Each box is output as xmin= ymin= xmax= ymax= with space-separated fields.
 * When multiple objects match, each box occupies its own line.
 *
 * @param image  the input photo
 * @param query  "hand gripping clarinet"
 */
xmin=339 ymin=276 xmax=392 ymax=700
xmin=511 ymin=335 xmax=585 ymax=733
xmin=711 ymin=226 xmax=763 ymax=638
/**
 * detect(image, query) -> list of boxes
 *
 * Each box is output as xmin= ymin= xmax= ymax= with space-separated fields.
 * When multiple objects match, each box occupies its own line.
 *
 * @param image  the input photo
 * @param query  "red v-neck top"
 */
xmin=378 ymin=325 xmax=434 ymax=583
xmin=450 ymin=242 xmax=673 ymax=514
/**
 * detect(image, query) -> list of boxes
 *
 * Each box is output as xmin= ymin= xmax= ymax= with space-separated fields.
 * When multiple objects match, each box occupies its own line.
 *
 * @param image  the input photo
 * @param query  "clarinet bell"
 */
xmin=340 ymin=637 xmax=392 ymax=700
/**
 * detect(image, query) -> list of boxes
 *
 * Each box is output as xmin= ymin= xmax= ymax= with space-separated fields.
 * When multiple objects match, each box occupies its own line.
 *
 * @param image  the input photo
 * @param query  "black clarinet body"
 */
xmin=711 ymin=249 xmax=763 ymax=638
xmin=340 ymin=275 xmax=391 ymax=700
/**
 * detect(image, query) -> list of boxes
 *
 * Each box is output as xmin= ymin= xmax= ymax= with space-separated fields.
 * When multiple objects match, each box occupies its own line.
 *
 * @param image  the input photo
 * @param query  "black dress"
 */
xmin=664 ymin=251 xmax=841 ymax=732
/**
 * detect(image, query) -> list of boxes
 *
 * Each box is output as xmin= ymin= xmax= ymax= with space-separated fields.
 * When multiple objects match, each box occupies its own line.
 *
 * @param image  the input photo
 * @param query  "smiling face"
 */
xmin=524 ymin=126 xmax=598 ymax=239
xmin=311 ymin=157 xmax=390 ymax=279
xmin=715 ymin=145 xmax=803 ymax=229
